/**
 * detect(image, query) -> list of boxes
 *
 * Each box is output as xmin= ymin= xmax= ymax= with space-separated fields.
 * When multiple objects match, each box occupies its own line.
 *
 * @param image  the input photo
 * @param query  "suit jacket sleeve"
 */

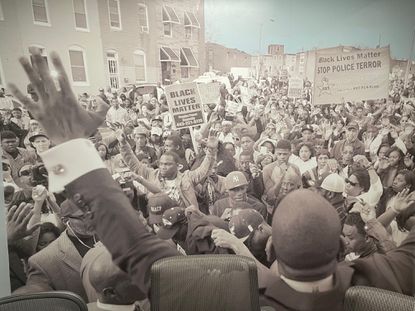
xmin=13 ymin=256 xmax=54 ymax=295
xmin=65 ymin=168 xmax=178 ymax=295
xmin=351 ymin=226 xmax=415 ymax=295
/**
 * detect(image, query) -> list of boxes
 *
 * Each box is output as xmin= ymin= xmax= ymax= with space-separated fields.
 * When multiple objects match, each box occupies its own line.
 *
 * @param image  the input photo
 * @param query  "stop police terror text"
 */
xmin=317 ymin=60 xmax=382 ymax=74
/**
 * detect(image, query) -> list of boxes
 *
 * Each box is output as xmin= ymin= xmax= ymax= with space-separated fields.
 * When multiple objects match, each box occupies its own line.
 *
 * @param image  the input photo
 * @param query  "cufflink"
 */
xmin=52 ymin=164 xmax=65 ymax=175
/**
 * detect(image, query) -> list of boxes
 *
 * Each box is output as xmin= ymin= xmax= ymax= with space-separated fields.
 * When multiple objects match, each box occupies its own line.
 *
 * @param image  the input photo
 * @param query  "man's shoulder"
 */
xmin=246 ymin=195 xmax=265 ymax=207
xmin=28 ymin=234 xmax=66 ymax=264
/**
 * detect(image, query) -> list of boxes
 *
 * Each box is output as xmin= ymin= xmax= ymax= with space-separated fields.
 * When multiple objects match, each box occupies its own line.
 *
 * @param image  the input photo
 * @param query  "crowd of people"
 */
xmin=2 ymin=48 xmax=415 ymax=310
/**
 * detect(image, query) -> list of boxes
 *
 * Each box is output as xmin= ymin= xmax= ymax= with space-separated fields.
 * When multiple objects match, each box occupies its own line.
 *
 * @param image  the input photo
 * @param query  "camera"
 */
xmin=31 ymin=163 xmax=48 ymax=187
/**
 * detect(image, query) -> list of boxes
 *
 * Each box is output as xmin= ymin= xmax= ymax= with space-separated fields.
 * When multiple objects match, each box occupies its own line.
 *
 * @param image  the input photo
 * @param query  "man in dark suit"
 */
xmin=10 ymin=48 xmax=415 ymax=311
xmin=13 ymin=200 xmax=97 ymax=302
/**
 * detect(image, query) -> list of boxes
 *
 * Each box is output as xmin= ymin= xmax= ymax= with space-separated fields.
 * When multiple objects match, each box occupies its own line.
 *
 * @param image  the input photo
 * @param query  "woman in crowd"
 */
xmin=377 ymin=147 xmax=407 ymax=188
xmin=290 ymin=142 xmax=317 ymax=176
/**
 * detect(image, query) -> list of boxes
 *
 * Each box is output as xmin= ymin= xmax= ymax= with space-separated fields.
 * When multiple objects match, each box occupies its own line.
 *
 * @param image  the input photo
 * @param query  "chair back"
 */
xmin=0 ymin=291 xmax=87 ymax=311
xmin=150 ymin=255 xmax=260 ymax=311
xmin=344 ymin=286 xmax=415 ymax=311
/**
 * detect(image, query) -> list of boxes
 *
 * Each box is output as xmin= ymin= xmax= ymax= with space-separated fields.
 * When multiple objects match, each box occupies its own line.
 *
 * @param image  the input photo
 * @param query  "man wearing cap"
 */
xmin=131 ymin=127 xmax=157 ymax=165
xmin=210 ymin=171 xmax=267 ymax=220
xmin=1 ymin=130 xmax=36 ymax=187
xmin=29 ymin=130 xmax=51 ymax=161
xmin=12 ymin=50 xmax=415 ymax=307
xmin=331 ymin=121 xmax=365 ymax=161
xmin=319 ymin=173 xmax=347 ymax=225
xmin=11 ymin=107 xmax=30 ymax=130
xmin=157 ymin=206 xmax=230 ymax=256
xmin=147 ymin=193 xmax=177 ymax=231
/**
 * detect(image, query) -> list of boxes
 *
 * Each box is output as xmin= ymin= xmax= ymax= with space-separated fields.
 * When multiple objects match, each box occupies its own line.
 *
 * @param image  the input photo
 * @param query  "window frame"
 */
xmin=68 ymin=46 xmax=89 ymax=86
xmin=72 ymin=0 xmax=89 ymax=32
xmin=108 ymin=0 xmax=122 ymax=31
xmin=162 ymin=6 xmax=180 ymax=24
xmin=0 ymin=0 xmax=4 ymax=21
xmin=137 ymin=3 xmax=149 ymax=33
xmin=163 ymin=22 xmax=172 ymax=37
xmin=32 ymin=0 xmax=51 ymax=26
xmin=106 ymin=50 xmax=120 ymax=89
xmin=133 ymin=50 xmax=147 ymax=83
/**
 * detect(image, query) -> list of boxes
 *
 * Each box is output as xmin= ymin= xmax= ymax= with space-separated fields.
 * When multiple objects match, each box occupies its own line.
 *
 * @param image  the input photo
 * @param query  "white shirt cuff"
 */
xmin=40 ymin=138 xmax=106 ymax=193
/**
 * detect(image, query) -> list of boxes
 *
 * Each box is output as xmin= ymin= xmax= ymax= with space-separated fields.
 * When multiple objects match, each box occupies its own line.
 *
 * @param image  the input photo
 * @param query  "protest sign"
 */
xmin=165 ymin=82 xmax=205 ymax=129
xmin=197 ymin=82 xmax=221 ymax=105
xmin=313 ymin=47 xmax=390 ymax=105
xmin=288 ymin=77 xmax=303 ymax=98
xmin=226 ymin=100 xmax=240 ymax=115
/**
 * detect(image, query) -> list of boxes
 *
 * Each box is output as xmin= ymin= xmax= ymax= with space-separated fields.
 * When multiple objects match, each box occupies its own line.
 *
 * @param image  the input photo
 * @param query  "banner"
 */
xmin=313 ymin=47 xmax=390 ymax=105
xmin=197 ymin=82 xmax=221 ymax=105
xmin=288 ymin=77 xmax=303 ymax=98
xmin=165 ymin=82 xmax=205 ymax=129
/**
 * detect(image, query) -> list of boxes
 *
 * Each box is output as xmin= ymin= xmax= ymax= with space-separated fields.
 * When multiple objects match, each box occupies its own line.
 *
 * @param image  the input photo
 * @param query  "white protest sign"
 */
xmin=165 ymin=82 xmax=205 ymax=129
xmin=288 ymin=77 xmax=303 ymax=98
xmin=225 ymin=100 xmax=240 ymax=115
xmin=313 ymin=47 xmax=390 ymax=105
xmin=197 ymin=82 xmax=221 ymax=105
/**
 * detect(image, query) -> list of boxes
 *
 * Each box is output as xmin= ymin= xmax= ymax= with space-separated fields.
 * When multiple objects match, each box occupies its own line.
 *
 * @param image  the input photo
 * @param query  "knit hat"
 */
xmin=224 ymin=171 xmax=248 ymax=190
xmin=320 ymin=173 xmax=345 ymax=193
xmin=272 ymin=189 xmax=341 ymax=282
xmin=147 ymin=193 xmax=177 ymax=225
xmin=229 ymin=209 xmax=264 ymax=239
xmin=157 ymin=207 xmax=186 ymax=240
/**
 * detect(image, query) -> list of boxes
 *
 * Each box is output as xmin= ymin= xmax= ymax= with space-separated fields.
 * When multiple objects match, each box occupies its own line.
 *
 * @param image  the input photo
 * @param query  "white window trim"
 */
xmin=163 ymin=22 xmax=172 ymax=38
xmin=68 ymin=46 xmax=89 ymax=86
xmin=32 ymin=0 xmax=51 ymax=27
xmin=0 ymin=1 xmax=4 ymax=21
xmin=133 ymin=50 xmax=147 ymax=83
xmin=184 ymin=11 xmax=200 ymax=28
xmin=106 ymin=49 xmax=120 ymax=89
xmin=73 ymin=0 xmax=89 ymax=32
xmin=162 ymin=6 xmax=180 ymax=24
xmin=108 ymin=0 xmax=122 ymax=31
xmin=181 ymin=48 xmax=199 ymax=68
xmin=185 ymin=27 xmax=192 ymax=40
xmin=138 ymin=3 xmax=149 ymax=33
xmin=0 ymin=57 xmax=5 ymax=88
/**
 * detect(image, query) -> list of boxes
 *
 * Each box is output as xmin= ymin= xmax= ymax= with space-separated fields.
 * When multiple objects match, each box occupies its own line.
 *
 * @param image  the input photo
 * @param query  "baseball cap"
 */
xmin=229 ymin=209 xmax=264 ymax=240
xmin=272 ymin=189 xmax=341 ymax=282
xmin=224 ymin=171 xmax=248 ymax=190
xmin=346 ymin=121 xmax=359 ymax=131
xmin=152 ymin=115 xmax=163 ymax=122
xmin=157 ymin=207 xmax=186 ymax=240
xmin=29 ymin=130 xmax=48 ymax=143
xmin=301 ymin=125 xmax=314 ymax=133
xmin=133 ymin=127 xmax=148 ymax=137
xmin=320 ymin=173 xmax=345 ymax=193
xmin=147 ymin=193 xmax=177 ymax=225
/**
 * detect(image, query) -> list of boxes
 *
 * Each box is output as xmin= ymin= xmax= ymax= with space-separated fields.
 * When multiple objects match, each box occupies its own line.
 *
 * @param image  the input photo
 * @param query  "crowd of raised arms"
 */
xmin=2 ymin=48 xmax=415 ymax=310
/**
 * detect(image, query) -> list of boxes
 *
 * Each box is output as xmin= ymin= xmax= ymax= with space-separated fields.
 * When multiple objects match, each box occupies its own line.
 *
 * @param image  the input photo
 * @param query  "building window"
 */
xmin=68 ymin=47 xmax=88 ymax=85
xmin=185 ymin=27 xmax=192 ymax=39
xmin=0 ymin=0 xmax=4 ymax=21
xmin=162 ymin=5 xmax=179 ymax=37
xmin=28 ymin=46 xmax=48 ymax=68
xmin=163 ymin=22 xmax=172 ymax=37
xmin=133 ymin=50 xmax=146 ymax=82
xmin=181 ymin=67 xmax=189 ymax=79
xmin=108 ymin=0 xmax=121 ymax=30
xmin=73 ymin=0 xmax=88 ymax=31
xmin=32 ymin=0 xmax=50 ymax=25
xmin=106 ymin=51 xmax=119 ymax=89
xmin=138 ymin=3 xmax=148 ymax=33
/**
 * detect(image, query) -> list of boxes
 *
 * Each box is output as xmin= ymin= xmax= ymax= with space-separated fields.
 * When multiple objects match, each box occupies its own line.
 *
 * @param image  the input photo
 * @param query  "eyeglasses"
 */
xmin=345 ymin=178 xmax=358 ymax=187
xmin=19 ymin=169 xmax=32 ymax=177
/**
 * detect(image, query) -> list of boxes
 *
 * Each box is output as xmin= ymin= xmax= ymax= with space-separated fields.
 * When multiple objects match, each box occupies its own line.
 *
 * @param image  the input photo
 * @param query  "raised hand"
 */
xmin=206 ymin=129 xmax=219 ymax=150
xmin=404 ymin=154 xmax=414 ymax=169
xmin=7 ymin=203 xmax=41 ymax=243
xmin=32 ymin=185 xmax=48 ymax=202
xmin=8 ymin=48 xmax=109 ymax=145
xmin=393 ymin=188 xmax=414 ymax=213
xmin=377 ymin=157 xmax=390 ymax=171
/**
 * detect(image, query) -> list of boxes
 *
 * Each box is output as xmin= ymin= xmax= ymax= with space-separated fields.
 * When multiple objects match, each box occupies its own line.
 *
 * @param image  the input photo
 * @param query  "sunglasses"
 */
xmin=345 ymin=178 xmax=358 ymax=187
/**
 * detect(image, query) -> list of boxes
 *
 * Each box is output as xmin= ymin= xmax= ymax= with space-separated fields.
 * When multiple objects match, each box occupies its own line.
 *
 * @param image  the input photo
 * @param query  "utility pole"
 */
xmin=404 ymin=28 xmax=415 ymax=85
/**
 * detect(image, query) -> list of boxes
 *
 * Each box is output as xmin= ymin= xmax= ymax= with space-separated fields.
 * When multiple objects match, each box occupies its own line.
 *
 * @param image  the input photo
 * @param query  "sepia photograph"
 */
xmin=0 ymin=0 xmax=415 ymax=310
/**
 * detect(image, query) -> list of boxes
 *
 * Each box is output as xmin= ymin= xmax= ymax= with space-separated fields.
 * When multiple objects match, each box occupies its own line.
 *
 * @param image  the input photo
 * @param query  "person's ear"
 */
xmin=102 ymin=287 xmax=116 ymax=299
xmin=177 ymin=164 xmax=183 ymax=171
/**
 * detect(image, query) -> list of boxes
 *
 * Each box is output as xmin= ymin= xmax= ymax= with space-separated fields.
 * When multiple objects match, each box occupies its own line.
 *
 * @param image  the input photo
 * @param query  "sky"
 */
xmin=204 ymin=0 xmax=415 ymax=59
